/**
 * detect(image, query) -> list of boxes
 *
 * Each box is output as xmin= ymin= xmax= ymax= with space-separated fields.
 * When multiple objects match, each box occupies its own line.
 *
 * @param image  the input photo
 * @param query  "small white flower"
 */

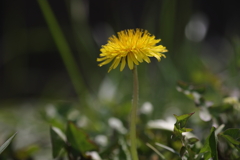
xmin=86 ymin=151 xmax=102 ymax=160
xmin=108 ymin=117 xmax=127 ymax=134
xmin=147 ymin=117 xmax=175 ymax=131
xmin=140 ymin=102 xmax=153 ymax=115
xmin=95 ymin=135 xmax=108 ymax=147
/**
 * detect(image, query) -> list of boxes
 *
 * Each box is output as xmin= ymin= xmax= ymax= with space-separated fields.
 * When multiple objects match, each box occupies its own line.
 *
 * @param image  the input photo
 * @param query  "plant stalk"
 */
xmin=130 ymin=65 xmax=139 ymax=160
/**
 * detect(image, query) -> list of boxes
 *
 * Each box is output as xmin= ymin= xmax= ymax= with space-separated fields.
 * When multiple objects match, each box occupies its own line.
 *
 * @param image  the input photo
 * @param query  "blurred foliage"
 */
xmin=1 ymin=0 xmax=240 ymax=159
xmin=2 ymin=90 xmax=240 ymax=160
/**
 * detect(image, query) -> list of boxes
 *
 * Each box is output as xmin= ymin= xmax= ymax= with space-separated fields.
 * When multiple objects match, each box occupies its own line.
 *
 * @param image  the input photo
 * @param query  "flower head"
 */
xmin=97 ymin=29 xmax=168 ymax=72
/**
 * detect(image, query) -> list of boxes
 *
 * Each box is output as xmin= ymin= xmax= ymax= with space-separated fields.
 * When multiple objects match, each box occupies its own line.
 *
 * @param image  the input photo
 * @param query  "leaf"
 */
xmin=199 ymin=127 xmax=218 ymax=160
xmin=0 ymin=132 xmax=17 ymax=154
xmin=219 ymin=128 xmax=240 ymax=145
xmin=50 ymin=127 xmax=66 ymax=158
xmin=155 ymin=142 xmax=180 ymax=156
xmin=146 ymin=143 xmax=165 ymax=160
xmin=188 ymin=137 xmax=199 ymax=145
xmin=173 ymin=113 xmax=194 ymax=139
xmin=180 ymin=146 xmax=187 ymax=157
xmin=174 ymin=113 xmax=194 ymax=129
xmin=66 ymin=121 xmax=98 ymax=154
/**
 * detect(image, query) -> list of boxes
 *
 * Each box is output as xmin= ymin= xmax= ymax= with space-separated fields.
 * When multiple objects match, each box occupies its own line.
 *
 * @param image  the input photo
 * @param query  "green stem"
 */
xmin=130 ymin=66 xmax=139 ymax=160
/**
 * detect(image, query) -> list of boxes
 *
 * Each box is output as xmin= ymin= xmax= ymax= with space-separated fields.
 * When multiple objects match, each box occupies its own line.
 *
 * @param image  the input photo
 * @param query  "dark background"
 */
xmin=1 ymin=0 xmax=240 ymax=101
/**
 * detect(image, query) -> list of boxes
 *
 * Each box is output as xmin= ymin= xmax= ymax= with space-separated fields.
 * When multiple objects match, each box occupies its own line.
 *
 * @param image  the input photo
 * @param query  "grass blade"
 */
xmin=0 ymin=132 xmax=17 ymax=154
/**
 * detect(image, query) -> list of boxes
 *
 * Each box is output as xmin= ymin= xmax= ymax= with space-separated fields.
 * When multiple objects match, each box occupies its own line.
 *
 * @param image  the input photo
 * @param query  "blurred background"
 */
xmin=1 ymin=0 xmax=240 ymax=159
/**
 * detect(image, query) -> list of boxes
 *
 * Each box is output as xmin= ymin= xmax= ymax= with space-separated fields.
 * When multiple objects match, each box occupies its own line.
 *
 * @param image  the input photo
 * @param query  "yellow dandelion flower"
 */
xmin=97 ymin=28 xmax=168 ymax=72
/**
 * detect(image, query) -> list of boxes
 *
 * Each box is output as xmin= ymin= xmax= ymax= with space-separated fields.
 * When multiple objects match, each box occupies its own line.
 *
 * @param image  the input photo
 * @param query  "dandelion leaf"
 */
xmin=199 ymin=127 xmax=218 ymax=160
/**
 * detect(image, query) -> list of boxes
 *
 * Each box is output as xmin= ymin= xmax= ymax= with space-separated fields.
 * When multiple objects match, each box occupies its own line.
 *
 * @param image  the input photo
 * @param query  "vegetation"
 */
xmin=1 ymin=0 xmax=240 ymax=160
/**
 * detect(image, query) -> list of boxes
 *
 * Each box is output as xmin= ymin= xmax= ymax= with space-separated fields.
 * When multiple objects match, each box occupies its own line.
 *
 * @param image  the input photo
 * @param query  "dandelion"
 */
xmin=97 ymin=29 xmax=167 ymax=72
xmin=97 ymin=29 xmax=168 ymax=160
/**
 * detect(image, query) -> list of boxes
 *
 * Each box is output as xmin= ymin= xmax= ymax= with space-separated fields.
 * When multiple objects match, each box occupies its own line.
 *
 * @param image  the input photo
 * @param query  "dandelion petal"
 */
xmin=128 ymin=55 xmax=134 ymax=70
xmin=97 ymin=29 xmax=167 ymax=72
xmin=120 ymin=57 xmax=126 ymax=71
